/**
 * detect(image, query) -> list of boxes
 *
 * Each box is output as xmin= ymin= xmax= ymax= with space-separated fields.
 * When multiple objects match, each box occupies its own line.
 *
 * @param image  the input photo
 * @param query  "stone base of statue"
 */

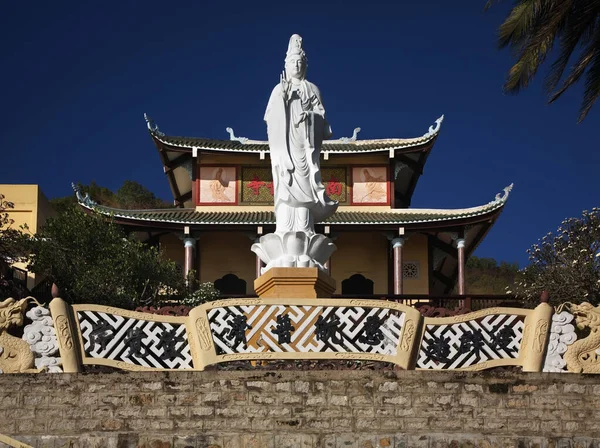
xmin=254 ymin=267 xmax=336 ymax=299
xmin=251 ymin=231 xmax=337 ymax=273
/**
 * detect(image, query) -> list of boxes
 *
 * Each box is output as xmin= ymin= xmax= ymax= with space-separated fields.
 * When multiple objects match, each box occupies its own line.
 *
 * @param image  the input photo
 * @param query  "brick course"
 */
xmin=1 ymin=370 xmax=599 ymax=447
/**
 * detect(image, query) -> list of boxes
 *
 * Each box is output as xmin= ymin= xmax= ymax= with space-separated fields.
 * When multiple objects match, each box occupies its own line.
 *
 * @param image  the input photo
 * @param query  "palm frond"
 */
xmin=497 ymin=0 xmax=546 ymax=49
xmin=578 ymin=30 xmax=600 ymax=120
xmin=504 ymin=33 xmax=555 ymax=93
xmin=484 ymin=0 xmax=502 ymax=12
xmin=545 ymin=1 xmax=599 ymax=92
xmin=505 ymin=1 xmax=572 ymax=92
xmin=549 ymin=28 xmax=600 ymax=103
xmin=488 ymin=0 xmax=600 ymax=122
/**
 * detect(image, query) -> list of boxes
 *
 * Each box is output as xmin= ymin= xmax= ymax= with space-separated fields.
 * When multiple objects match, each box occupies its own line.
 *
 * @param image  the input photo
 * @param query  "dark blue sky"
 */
xmin=2 ymin=1 xmax=598 ymax=267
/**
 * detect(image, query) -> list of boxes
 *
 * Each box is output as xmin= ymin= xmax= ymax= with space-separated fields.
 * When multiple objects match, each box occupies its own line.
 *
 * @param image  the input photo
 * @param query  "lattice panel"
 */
xmin=402 ymin=261 xmax=419 ymax=279
xmin=207 ymin=305 xmax=404 ymax=356
xmin=417 ymin=314 xmax=525 ymax=370
xmin=77 ymin=311 xmax=193 ymax=370
xmin=240 ymin=166 xmax=347 ymax=204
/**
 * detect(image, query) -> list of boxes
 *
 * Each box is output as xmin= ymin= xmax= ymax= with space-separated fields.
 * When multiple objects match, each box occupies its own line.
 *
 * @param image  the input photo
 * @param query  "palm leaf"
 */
xmin=578 ymin=29 xmax=600 ymax=120
xmin=504 ymin=1 xmax=573 ymax=92
xmin=548 ymin=28 xmax=600 ymax=103
xmin=497 ymin=0 xmax=546 ymax=49
xmin=545 ymin=0 xmax=599 ymax=92
xmin=487 ymin=0 xmax=600 ymax=121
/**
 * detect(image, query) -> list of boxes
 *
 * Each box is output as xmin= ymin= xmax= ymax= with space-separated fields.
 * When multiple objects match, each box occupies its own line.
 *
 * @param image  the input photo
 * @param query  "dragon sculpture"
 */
xmin=0 ymin=297 xmax=44 ymax=373
xmin=563 ymin=302 xmax=600 ymax=373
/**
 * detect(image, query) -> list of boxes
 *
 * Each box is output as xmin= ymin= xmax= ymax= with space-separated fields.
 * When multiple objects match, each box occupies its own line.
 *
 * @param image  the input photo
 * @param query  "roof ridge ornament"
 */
xmin=144 ymin=113 xmax=165 ymax=136
xmin=495 ymin=183 xmax=514 ymax=202
xmin=341 ymin=127 xmax=361 ymax=143
xmin=71 ymin=182 xmax=97 ymax=208
xmin=423 ymin=115 xmax=444 ymax=138
xmin=225 ymin=127 xmax=249 ymax=144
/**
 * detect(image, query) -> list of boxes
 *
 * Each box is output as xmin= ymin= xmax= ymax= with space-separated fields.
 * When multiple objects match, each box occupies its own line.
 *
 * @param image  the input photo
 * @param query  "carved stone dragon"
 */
xmin=563 ymin=302 xmax=600 ymax=373
xmin=0 ymin=297 xmax=44 ymax=373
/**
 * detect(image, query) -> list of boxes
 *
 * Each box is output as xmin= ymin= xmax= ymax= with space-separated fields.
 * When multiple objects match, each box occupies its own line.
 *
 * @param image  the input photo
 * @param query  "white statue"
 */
xmin=252 ymin=35 xmax=337 ymax=273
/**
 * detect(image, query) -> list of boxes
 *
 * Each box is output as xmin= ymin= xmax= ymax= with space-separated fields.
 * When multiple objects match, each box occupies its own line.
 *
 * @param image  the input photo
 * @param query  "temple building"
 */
xmin=1 ymin=184 xmax=55 ymax=290
xmin=75 ymin=114 xmax=512 ymax=297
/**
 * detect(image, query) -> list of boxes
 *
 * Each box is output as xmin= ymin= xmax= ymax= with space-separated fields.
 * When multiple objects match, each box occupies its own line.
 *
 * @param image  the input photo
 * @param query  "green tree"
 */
xmin=115 ymin=180 xmax=170 ymax=209
xmin=466 ymin=256 xmax=498 ymax=270
xmin=51 ymin=180 xmax=172 ymax=213
xmin=50 ymin=181 xmax=116 ymax=213
xmin=463 ymin=256 xmax=519 ymax=295
xmin=511 ymin=208 xmax=600 ymax=306
xmin=486 ymin=0 xmax=600 ymax=122
xmin=49 ymin=195 xmax=78 ymax=215
xmin=0 ymin=194 xmax=19 ymax=265
xmin=0 ymin=194 xmax=30 ymax=299
xmin=26 ymin=207 xmax=183 ymax=308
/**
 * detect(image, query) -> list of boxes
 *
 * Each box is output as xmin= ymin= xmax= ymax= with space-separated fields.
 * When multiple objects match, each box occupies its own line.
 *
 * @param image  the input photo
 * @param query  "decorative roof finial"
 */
xmin=424 ymin=115 xmax=444 ymax=137
xmin=495 ymin=183 xmax=514 ymax=202
xmin=340 ymin=127 xmax=361 ymax=143
xmin=225 ymin=127 xmax=249 ymax=144
xmin=144 ymin=113 xmax=165 ymax=136
xmin=71 ymin=182 xmax=97 ymax=208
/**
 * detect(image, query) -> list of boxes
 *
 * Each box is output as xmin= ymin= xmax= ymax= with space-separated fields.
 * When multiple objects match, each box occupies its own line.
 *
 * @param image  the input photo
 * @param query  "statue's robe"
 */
xmin=264 ymin=79 xmax=338 ymax=227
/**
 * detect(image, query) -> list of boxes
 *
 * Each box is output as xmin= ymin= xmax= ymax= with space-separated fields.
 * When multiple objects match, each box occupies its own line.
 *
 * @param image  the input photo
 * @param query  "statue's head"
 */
xmin=285 ymin=34 xmax=307 ymax=80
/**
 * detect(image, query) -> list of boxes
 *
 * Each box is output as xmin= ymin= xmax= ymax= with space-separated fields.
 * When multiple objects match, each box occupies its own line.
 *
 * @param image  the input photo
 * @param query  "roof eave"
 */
xmin=145 ymin=114 xmax=445 ymax=156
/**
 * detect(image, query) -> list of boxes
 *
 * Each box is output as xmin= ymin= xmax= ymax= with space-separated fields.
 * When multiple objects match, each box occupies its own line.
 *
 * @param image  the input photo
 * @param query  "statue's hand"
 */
xmin=280 ymin=71 xmax=289 ymax=100
xmin=295 ymin=111 xmax=308 ymax=127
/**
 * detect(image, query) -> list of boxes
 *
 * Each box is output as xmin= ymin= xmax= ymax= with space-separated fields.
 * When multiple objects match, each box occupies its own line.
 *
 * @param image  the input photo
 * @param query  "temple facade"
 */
xmin=75 ymin=115 xmax=512 ymax=297
xmin=2 ymin=184 xmax=55 ymax=290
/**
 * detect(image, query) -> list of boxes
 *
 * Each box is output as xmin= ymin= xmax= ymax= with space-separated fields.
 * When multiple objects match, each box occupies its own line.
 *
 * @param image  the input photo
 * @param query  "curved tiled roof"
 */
xmin=73 ymin=183 xmax=513 ymax=226
xmin=146 ymin=115 xmax=444 ymax=154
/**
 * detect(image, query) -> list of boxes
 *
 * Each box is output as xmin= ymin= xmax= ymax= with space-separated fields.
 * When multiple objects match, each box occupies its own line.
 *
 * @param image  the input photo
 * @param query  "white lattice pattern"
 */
xmin=417 ymin=314 xmax=524 ymax=370
xmin=208 ymin=305 xmax=405 ymax=356
xmin=78 ymin=311 xmax=193 ymax=370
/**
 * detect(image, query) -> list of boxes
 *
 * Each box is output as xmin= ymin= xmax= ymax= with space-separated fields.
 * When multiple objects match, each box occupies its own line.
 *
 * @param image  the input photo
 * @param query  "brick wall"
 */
xmin=1 ymin=370 xmax=598 ymax=447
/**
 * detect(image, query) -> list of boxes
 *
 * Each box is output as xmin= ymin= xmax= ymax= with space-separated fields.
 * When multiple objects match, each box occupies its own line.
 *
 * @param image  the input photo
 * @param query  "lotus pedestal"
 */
xmin=254 ymin=267 xmax=336 ymax=299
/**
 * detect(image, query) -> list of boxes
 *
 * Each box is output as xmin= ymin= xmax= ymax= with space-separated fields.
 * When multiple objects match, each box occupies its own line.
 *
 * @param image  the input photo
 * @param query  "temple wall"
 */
xmin=1 ymin=370 xmax=598 ymax=447
xmin=331 ymin=231 xmax=389 ymax=294
xmin=199 ymin=231 xmax=256 ymax=294
xmin=402 ymin=233 xmax=429 ymax=294
xmin=158 ymin=230 xmax=429 ymax=296
xmin=2 ymin=184 xmax=41 ymax=232
xmin=330 ymin=232 xmax=429 ymax=295
xmin=1 ymin=184 xmax=55 ymax=289
xmin=159 ymin=233 xmax=185 ymax=272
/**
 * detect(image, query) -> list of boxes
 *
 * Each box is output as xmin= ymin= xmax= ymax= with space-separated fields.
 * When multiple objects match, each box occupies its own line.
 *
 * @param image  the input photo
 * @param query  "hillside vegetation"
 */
xmin=462 ymin=256 xmax=518 ymax=295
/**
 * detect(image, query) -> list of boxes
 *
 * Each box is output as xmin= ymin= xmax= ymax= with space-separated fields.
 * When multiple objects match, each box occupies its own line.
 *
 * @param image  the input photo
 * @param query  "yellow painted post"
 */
xmin=186 ymin=306 xmax=214 ymax=371
xmin=521 ymin=302 xmax=554 ymax=372
xmin=394 ymin=305 xmax=423 ymax=370
xmin=49 ymin=297 xmax=81 ymax=373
